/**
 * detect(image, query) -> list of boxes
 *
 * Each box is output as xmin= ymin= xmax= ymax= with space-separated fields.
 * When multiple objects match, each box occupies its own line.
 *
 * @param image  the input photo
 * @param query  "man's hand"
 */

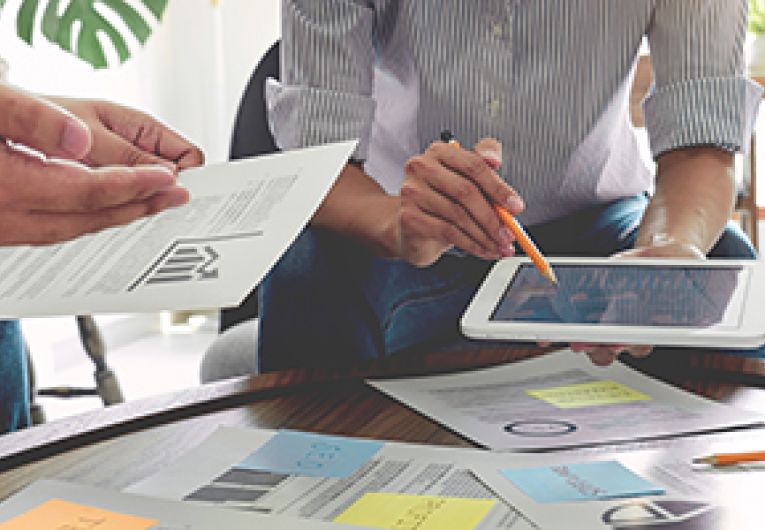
xmin=395 ymin=137 xmax=524 ymax=266
xmin=0 ymin=83 xmax=203 ymax=245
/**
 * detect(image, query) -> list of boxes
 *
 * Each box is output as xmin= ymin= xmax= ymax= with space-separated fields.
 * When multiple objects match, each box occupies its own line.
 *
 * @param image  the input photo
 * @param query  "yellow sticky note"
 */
xmin=527 ymin=380 xmax=651 ymax=409
xmin=0 ymin=499 xmax=158 ymax=530
xmin=334 ymin=493 xmax=495 ymax=530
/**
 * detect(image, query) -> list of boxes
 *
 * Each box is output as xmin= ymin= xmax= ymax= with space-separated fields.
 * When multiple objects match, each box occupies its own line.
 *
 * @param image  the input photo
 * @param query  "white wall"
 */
xmin=0 ymin=0 xmax=280 ymax=162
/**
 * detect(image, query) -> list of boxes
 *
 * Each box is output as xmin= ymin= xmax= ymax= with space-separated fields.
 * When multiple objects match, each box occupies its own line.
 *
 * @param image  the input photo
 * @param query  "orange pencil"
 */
xmin=692 ymin=450 xmax=765 ymax=466
xmin=440 ymin=130 xmax=558 ymax=286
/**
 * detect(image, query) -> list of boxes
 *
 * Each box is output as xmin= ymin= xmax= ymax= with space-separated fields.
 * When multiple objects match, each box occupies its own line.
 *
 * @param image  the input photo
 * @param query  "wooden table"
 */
xmin=1 ymin=347 xmax=765 ymax=502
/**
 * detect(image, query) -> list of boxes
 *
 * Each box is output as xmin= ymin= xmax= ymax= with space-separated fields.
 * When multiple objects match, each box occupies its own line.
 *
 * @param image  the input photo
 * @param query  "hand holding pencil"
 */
xmin=395 ymin=135 xmax=525 ymax=266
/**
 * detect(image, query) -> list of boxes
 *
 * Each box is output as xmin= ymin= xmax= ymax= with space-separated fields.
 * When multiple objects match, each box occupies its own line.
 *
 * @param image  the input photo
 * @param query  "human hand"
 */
xmin=49 ymin=96 xmax=204 ymax=171
xmin=570 ymin=236 xmax=705 ymax=366
xmin=395 ymin=137 xmax=524 ymax=266
xmin=0 ymin=83 xmax=200 ymax=245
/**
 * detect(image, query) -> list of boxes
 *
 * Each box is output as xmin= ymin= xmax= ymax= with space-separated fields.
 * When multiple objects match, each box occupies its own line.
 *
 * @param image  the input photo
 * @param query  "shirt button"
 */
xmin=488 ymin=98 xmax=502 ymax=117
xmin=491 ymin=23 xmax=504 ymax=38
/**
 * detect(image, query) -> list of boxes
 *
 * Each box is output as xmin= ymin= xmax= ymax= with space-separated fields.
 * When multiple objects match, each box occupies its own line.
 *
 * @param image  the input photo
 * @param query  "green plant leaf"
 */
xmin=9 ymin=0 xmax=169 ymax=69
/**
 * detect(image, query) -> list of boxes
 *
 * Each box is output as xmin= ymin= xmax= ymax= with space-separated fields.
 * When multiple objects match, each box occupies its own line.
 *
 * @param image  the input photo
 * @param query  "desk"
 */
xmin=1 ymin=347 xmax=764 ymax=502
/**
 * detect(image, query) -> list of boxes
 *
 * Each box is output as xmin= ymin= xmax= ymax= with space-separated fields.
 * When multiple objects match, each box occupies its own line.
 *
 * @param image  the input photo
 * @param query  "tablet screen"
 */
xmin=490 ymin=264 xmax=747 ymax=328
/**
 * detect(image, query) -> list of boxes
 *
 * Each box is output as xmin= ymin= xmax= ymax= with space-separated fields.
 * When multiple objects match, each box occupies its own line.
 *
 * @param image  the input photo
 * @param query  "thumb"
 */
xmin=0 ymin=83 xmax=92 ymax=159
xmin=474 ymin=137 xmax=502 ymax=170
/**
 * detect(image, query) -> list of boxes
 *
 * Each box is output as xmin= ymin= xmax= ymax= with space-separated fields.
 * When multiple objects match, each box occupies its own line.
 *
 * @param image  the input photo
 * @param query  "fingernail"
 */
xmin=507 ymin=195 xmax=524 ymax=212
xmin=476 ymin=149 xmax=502 ymax=168
xmin=500 ymin=243 xmax=516 ymax=257
xmin=499 ymin=226 xmax=514 ymax=245
xmin=60 ymin=118 xmax=91 ymax=158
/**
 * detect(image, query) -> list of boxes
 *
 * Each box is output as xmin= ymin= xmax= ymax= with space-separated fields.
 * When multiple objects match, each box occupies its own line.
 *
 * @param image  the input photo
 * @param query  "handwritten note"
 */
xmin=334 ymin=493 xmax=495 ymax=530
xmin=0 ymin=499 xmax=158 ymax=530
xmin=500 ymin=460 xmax=664 ymax=503
xmin=527 ymin=380 xmax=651 ymax=409
xmin=237 ymin=430 xmax=384 ymax=478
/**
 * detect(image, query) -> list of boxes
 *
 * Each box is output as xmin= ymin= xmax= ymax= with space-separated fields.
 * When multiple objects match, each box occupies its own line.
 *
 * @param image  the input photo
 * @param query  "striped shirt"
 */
xmin=266 ymin=0 xmax=762 ymax=226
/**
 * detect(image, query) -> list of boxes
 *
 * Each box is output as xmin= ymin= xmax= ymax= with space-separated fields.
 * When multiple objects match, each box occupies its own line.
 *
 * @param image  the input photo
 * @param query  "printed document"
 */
xmin=129 ymin=427 xmax=537 ymax=530
xmin=367 ymin=350 xmax=764 ymax=451
xmin=471 ymin=429 xmax=765 ymax=530
xmin=0 ymin=141 xmax=356 ymax=317
xmin=0 ymin=480 xmax=359 ymax=529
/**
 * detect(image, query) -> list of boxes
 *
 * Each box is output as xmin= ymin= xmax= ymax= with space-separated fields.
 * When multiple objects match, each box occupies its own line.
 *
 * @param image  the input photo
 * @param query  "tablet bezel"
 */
xmin=461 ymin=257 xmax=765 ymax=348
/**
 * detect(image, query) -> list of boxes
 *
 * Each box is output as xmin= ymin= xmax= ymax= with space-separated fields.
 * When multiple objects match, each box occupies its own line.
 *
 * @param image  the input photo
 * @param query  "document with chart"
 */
xmin=0 ymin=479 xmax=360 ymax=529
xmin=129 ymin=427 xmax=537 ymax=530
xmin=367 ymin=350 xmax=764 ymax=451
xmin=0 ymin=141 xmax=356 ymax=317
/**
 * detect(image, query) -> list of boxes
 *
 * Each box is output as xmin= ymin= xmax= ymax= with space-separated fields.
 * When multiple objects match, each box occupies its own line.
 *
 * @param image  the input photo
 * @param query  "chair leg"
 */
xmin=24 ymin=341 xmax=46 ymax=425
xmin=76 ymin=316 xmax=124 ymax=406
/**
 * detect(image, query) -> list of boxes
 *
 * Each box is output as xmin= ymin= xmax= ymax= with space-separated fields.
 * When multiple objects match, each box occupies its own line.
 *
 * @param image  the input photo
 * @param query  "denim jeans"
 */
xmin=258 ymin=194 xmax=758 ymax=372
xmin=0 ymin=320 xmax=30 ymax=432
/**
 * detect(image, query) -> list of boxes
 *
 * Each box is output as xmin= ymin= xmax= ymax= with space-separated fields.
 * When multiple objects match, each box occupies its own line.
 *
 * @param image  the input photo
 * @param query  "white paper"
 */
xmin=0 ymin=479 xmax=361 ymax=529
xmin=0 ymin=141 xmax=356 ymax=317
xmin=129 ymin=427 xmax=537 ymax=530
xmin=471 ymin=428 xmax=765 ymax=530
xmin=367 ymin=350 xmax=764 ymax=451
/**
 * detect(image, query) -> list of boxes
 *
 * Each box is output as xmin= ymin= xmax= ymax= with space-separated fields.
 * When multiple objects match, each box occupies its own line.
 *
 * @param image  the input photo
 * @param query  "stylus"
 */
xmin=440 ymin=130 xmax=558 ymax=286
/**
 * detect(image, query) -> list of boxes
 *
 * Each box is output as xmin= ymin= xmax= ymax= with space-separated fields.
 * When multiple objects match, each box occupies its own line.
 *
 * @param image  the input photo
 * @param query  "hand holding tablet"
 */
xmin=462 ymin=257 xmax=765 ymax=349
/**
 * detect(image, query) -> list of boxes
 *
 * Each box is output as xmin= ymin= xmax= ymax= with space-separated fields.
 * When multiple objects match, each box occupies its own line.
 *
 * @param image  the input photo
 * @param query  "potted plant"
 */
xmin=0 ymin=0 xmax=169 ymax=69
xmin=750 ymin=0 xmax=765 ymax=75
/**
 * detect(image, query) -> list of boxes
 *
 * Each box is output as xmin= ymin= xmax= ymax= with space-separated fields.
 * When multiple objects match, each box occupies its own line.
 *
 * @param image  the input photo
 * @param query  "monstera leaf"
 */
xmin=4 ymin=0 xmax=169 ymax=69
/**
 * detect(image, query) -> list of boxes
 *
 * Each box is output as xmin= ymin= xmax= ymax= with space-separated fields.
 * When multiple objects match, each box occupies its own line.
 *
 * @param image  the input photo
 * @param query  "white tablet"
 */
xmin=461 ymin=257 xmax=765 ymax=348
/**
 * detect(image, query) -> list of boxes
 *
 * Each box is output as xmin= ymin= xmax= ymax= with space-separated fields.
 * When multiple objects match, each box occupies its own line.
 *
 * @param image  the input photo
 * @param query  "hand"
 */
xmin=571 ymin=236 xmax=705 ymax=366
xmin=0 ymin=83 xmax=202 ymax=245
xmin=395 ymin=137 xmax=524 ymax=266
xmin=50 ymin=96 xmax=204 ymax=171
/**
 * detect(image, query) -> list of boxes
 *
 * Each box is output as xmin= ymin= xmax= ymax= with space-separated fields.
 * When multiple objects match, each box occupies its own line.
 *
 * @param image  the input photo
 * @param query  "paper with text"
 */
xmin=128 ymin=427 xmax=537 ymax=530
xmin=0 ymin=141 xmax=356 ymax=317
xmin=0 ymin=480 xmax=359 ymax=530
xmin=367 ymin=350 xmax=763 ymax=450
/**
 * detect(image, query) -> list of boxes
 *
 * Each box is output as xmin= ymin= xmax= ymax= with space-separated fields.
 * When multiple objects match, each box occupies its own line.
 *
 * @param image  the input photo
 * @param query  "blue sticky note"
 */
xmin=500 ymin=460 xmax=665 ymax=503
xmin=237 ymin=431 xmax=384 ymax=478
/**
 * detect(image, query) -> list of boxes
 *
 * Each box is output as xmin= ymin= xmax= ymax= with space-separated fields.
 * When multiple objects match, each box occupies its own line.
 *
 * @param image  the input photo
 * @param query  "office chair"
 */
xmin=26 ymin=315 xmax=124 ymax=424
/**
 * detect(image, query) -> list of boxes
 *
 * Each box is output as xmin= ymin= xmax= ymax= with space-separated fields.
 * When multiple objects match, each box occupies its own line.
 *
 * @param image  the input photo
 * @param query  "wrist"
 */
xmin=634 ymin=232 xmax=705 ymax=259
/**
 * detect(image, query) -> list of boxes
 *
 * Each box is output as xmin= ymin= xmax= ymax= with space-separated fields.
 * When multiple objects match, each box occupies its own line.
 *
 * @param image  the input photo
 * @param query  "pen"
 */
xmin=692 ymin=451 xmax=765 ymax=466
xmin=440 ymin=130 xmax=558 ymax=286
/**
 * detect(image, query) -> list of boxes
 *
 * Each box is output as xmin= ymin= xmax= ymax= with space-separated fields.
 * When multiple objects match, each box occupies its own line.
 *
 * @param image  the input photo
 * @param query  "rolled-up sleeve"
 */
xmin=644 ymin=0 xmax=763 ymax=159
xmin=266 ymin=0 xmax=377 ymax=160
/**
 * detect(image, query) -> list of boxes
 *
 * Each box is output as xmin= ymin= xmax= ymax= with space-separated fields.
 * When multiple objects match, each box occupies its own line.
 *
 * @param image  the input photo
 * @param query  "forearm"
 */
xmin=636 ymin=147 xmax=736 ymax=254
xmin=312 ymin=163 xmax=400 ymax=257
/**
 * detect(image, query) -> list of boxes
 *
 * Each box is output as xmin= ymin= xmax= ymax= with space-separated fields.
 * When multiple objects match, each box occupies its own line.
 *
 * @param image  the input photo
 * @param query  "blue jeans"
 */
xmin=258 ymin=195 xmax=758 ymax=372
xmin=0 ymin=320 xmax=30 ymax=432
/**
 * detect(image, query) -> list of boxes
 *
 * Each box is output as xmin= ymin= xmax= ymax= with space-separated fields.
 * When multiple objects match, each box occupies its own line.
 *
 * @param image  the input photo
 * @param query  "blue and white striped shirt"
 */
xmin=266 ymin=0 xmax=762 ymax=225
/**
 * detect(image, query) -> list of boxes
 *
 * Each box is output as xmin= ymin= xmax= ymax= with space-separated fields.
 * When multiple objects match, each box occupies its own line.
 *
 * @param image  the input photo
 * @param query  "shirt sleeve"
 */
xmin=266 ymin=0 xmax=377 ymax=161
xmin=644 ymin=0 xmax=763 ymax=159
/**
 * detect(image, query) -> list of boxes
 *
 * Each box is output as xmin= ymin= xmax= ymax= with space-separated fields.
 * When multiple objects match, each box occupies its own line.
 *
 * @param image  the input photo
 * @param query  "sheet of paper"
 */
xmin=471 ymin=433 xmax=765 ymax=530
xmin=0 ymin=141 xmax=355 ymax=317
xmin=367 ymin=350 xmax=764 ymax=450
xmin=238 ymin=430 xmax=383 ymax=478
xmin=128 ymin=427 xmax=537 ymax=530
xmin=0 ymin=499 xmax=157 ymax=530
xmin=0 ymin=480 xmax=360 ymax=529
xmin=499 ymin=461 xmax=664 ymax=503
xmin=334 ymin=493 xmax=495 ymax=530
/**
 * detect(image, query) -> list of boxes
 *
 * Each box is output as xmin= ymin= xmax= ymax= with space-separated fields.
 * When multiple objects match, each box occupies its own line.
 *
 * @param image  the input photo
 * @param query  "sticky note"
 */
xmin=500 ymin=460 xmax=665 ymax=503
xmin=527 ymin=380 xmax=651 ymax=408
xmin=237 ymin=430 xmax=383 ymax=478
xmin=334 ymin=493 xmax=495 ymax=530
xmin=0 ymin=499 xmax=158 ymax=530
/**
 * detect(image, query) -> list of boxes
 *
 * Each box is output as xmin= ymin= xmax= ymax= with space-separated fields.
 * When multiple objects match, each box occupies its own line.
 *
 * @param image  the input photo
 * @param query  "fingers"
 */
xmin=0 ymin=143 xmax=182 ymax=213
xmin=94 ymin=101 xmax=204 ymax=169
xmin=572 ymin=343 xmax=654 ymax=366
xmin=474 ymin=137 xmax=502 ymax=170
xmin=0 ymin=83 xmax=92 ymax=159
xmin=0 ymin=187 xmax=188 ymax=245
